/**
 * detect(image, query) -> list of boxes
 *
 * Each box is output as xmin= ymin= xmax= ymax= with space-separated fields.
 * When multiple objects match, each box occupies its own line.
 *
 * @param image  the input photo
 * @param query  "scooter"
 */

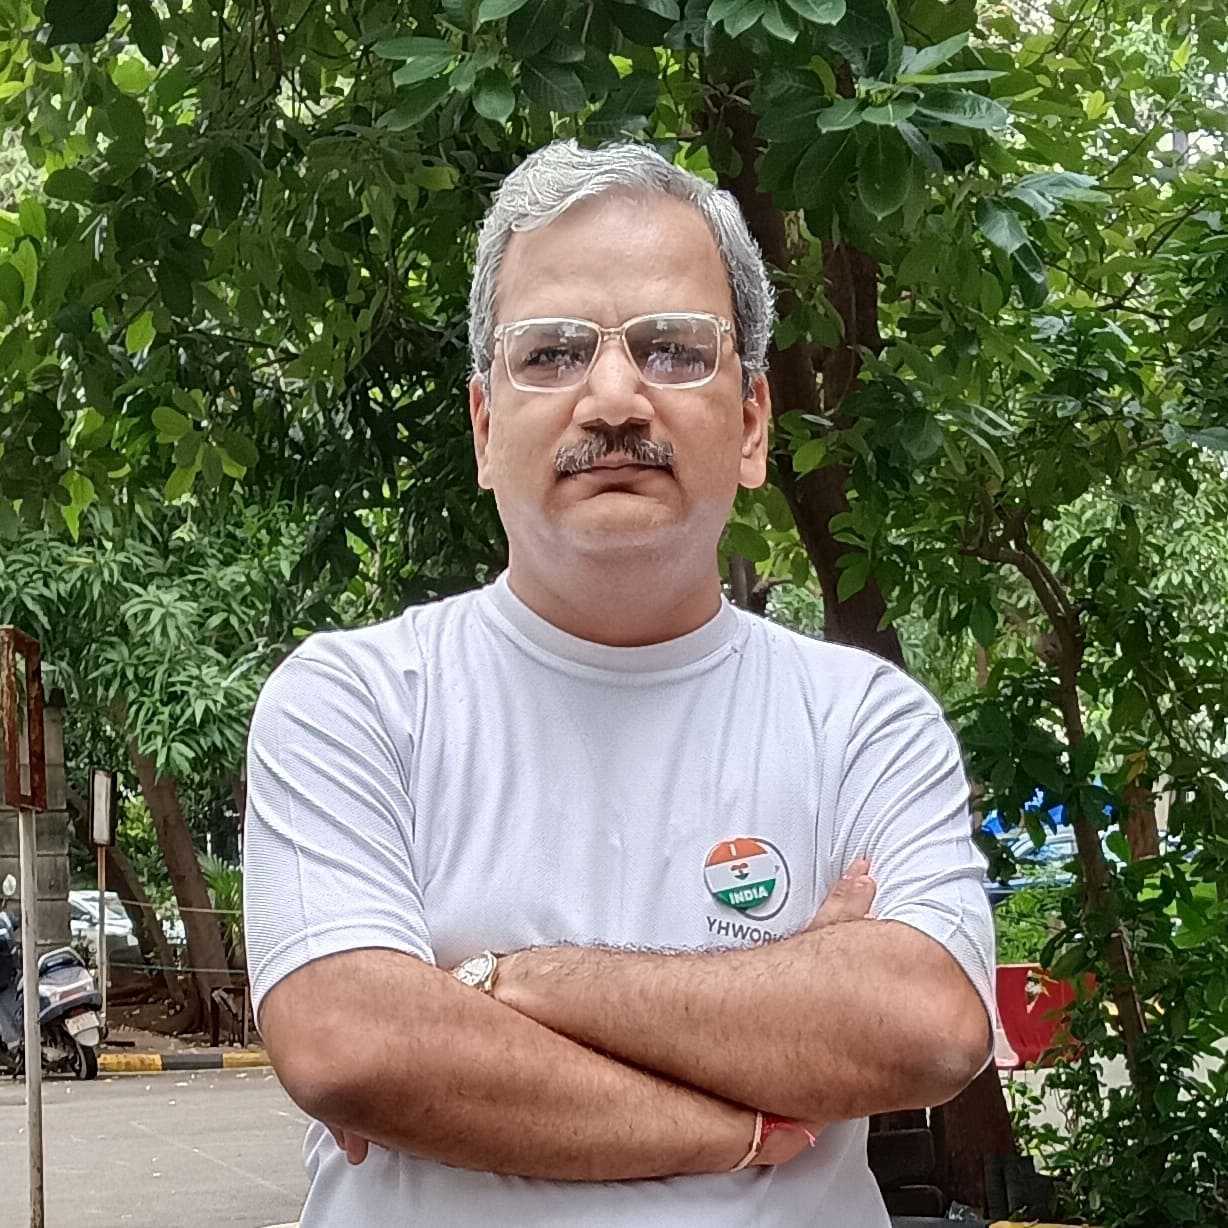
xmin=0 ymin=878 xmax=103 ymax=1081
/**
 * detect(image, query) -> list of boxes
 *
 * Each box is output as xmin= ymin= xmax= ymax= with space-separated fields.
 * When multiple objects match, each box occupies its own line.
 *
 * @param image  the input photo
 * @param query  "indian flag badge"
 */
xmin=703 ymin=837 xmax=790 ymax=920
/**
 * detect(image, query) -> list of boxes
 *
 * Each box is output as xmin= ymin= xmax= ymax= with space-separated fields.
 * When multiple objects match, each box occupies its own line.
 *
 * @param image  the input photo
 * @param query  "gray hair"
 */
xmin=468 ymin=139 xmax=775 ymax=396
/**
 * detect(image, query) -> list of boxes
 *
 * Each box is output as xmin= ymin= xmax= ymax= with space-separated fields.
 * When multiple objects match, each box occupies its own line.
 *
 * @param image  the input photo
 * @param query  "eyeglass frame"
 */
xmin=491 ymin=311 xmax=737 ymax=393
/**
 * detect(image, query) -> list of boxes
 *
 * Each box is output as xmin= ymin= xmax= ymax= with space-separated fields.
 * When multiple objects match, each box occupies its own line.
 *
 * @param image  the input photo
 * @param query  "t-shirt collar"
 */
xmin=480 ymin=571 xmax=741 ymax=675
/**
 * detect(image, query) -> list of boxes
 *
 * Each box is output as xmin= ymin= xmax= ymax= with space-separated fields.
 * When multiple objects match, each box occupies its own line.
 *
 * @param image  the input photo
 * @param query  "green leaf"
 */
xmin=220 ymin=429 xmax=259 ymax=469
xmin=792 ymin=438 xmax=827 ymax=474
xmin=900 ymin=69 xmax=1004 ymax=84
xmin=857 ymin=126 xmax=911 ymax=219
xmin=44 ymin=167 xmax=96 ymax=203
xmin=837 ymin=553 xmax=870 ymax=601
xmin=12 ymin=240 xmax=37 ymax=307
xmin=0 ymin=264 xmax=22 ymax=320
xmin=128 ymin=0 xmax=163 ymax=65
xmin=862 ymin=99 xmax=916 ymax=125
xmin=725 ymin=521 xmax=771 ymax=563
xmin=474 ymin=70 xmax=515 ymax=122
xmin=712 ymin=0 xmax=766 ymax=37
xmin=1190 ymin=427 xmax=1228 ymax=452
xmin=46 ymin=0 xmax=117 ymax=44
xmin=111 ymin=55 xmax=150 ymax=94
xmin=816 ymin=98 xmax=862 ymax=131
xmin=976 ymin=199 xmax=1029 ymax=256
xmin=378 ymin=78 xmax=453 ymax=130
xmin=374 ymin=36 xmax=455 ymax=58
xmin=125 ymin=309 xmax=155 ymax=354
xmin=152 ymin=406 xmax=190 ymax=439
xmin=18 ymin=199 xmax=46 ymax=241
xmin=412 ymin=164 xmax=459 ymax=191
xmin=760 ymin=1 xmax=799 ymax=41
xmin=1105 ymin=830 xmax=1130 ymax=863
xmin=900 ymin=31 xmax=967 ymax=76
xmin=392 ymin=54 xmax=455 ymax=86
xmin=1011 ymin=240 xmax=1048 ymax=307
xmin=520 ymin=60 xmax=586 ymax=113
xmin=477 ymin=0 xmax=531 ymax=22
xmin=793 ymin=130 xmax=858 ymax=214
xmin=163 ymin=467 xmax=196 ymax=502
xmin=506 ymin=0 xmax=563 ymax=57
xmin=970 ymin=601 xmax=997 ymax=648
xmin=915 ymin=88 xmax=1009 ymax=129
xmin=108 ymin=92 xmax=147 ymax=148
xmin=897 ymin=120 xmax=941 ymax=172
xmin=785 ymin=0 xmax=846 ymax=22
xmin=1012 ymin=171 xmax=1108 ymax=204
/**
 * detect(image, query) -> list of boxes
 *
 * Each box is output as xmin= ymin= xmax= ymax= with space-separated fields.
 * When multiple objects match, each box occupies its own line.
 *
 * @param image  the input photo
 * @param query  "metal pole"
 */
xmin=18 ymin=805 xmax=45 ymax=1228
xmin=97 ymin=846 xmax=107 ymax=1029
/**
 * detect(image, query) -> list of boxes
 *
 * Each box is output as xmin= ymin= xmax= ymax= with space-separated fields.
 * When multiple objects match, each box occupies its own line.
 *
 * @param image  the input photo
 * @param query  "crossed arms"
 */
xmin=259 ymin=866 xmax=991 ymax=1182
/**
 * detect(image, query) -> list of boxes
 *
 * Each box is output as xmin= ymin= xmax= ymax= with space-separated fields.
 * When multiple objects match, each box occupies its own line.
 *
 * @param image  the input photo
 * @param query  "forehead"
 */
xmin=495 ymin=192 xmax=734 ymax=324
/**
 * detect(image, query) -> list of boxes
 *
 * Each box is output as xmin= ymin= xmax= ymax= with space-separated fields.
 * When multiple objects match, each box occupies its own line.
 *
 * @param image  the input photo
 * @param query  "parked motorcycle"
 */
xmin=0 ymin=879 xmax=103 ymax=1080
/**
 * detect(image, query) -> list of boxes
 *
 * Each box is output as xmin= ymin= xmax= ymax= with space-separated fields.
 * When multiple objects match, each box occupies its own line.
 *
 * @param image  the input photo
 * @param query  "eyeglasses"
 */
xmin=493 ymin=312 xmax=735 ymax=393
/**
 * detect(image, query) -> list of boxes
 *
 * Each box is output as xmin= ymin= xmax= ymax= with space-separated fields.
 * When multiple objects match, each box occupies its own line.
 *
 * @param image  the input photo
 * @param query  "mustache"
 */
xmin=554 ymin=432 xmax=676 ymax=477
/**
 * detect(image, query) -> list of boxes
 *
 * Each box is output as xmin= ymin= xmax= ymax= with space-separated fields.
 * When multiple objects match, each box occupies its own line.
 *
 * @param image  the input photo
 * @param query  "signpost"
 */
xmin=1 ymin=626 xmax=48 ymax=1228
xmin=89 ymin=768 xmax=117 ymax=1029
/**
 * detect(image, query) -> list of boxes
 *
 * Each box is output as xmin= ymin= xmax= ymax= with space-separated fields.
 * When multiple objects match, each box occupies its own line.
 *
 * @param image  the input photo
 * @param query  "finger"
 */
xmin=345 ymin=1134 xmax=370 ymax=1165
xmin=807 ymin=869 xmax=877 ymax=931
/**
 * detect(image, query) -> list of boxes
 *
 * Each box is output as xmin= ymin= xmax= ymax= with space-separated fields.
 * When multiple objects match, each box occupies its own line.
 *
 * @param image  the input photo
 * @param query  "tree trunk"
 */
xmin=714 ymin=94 xmax=1016 ymax=1210
xmin=128 ymin=740 xmax=231 ymax=1030
xmin=65 ymin=785 xmax=185 ymax=1008
xmin=1123 ymin=776 xmax=1160 ymax=860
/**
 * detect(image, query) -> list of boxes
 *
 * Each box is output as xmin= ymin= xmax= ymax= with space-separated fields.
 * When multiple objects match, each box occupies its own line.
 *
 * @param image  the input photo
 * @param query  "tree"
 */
xmin=0 ymin=494 xmax=328 ymax=1025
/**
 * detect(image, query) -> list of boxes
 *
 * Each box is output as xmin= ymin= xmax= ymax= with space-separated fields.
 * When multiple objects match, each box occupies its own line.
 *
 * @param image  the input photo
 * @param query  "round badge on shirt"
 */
xmin=703 ymin=837 xmax=790 ymax=920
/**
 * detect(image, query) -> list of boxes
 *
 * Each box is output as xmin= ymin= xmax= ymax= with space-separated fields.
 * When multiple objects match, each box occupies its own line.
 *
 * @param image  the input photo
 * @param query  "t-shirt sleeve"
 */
xmin=830 ymin=665 xmax=996 ymax=1047
xmin=243 ymin=645 xmax=433 ymax=1020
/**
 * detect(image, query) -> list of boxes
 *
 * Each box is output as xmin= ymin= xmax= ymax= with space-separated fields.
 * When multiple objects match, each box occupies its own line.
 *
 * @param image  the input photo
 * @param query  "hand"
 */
xmin=804 ymin=856 xmax=876 ymax=933
xmin=327 ymin=1123 xmax=372 ymax=1165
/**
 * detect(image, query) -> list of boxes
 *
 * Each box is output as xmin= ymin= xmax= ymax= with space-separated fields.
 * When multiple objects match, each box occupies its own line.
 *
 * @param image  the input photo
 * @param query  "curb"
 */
xmin=99 ymin=1049 xmax=270 ymax=1073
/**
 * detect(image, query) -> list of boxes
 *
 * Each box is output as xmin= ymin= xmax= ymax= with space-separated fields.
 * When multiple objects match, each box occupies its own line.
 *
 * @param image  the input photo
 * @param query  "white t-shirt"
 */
xmin=244 ymin=574 xmax=995 ymax=1227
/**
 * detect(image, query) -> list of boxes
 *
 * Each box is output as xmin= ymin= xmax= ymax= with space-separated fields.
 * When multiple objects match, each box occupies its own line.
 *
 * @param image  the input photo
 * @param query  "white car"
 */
xmin=68 ymin=891 xmax=141 ymax=963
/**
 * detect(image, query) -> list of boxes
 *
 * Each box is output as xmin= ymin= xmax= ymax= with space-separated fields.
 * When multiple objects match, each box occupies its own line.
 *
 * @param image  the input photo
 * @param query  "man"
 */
xmin=244 ymin=139 xmax=995 ymax=1226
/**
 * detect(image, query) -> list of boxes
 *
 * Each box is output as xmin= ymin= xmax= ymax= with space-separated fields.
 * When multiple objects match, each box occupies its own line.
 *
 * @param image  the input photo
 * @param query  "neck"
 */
xmin=504 ymin=556 xmax=723 ymax=647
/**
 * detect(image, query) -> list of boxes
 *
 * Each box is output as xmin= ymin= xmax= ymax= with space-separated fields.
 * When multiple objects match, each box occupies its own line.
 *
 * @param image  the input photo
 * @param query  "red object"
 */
xmin=995 ymin=964 xmax=1084 ymax=1068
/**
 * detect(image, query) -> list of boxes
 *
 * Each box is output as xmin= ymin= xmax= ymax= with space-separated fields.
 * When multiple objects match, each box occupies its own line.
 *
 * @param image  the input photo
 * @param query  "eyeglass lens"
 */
xmin=503 ymin=316 xmax=720 ymax=389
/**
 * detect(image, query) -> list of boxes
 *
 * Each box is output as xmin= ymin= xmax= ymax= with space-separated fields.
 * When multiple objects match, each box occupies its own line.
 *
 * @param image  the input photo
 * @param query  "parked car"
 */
xmin=68 ymin=891 xmax=143 ymax=964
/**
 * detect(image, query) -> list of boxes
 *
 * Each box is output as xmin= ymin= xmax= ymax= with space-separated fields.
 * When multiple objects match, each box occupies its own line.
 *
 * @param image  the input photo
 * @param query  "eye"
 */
xmin=644 ymin=342 xmax=706 ymax=372
xmin=524 ymin=345 xmax=588 ymax=369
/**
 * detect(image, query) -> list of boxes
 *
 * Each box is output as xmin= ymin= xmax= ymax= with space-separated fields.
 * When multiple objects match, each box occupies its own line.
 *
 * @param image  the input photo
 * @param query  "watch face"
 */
xmin=456 ymin=952 xmax=495 ymax=989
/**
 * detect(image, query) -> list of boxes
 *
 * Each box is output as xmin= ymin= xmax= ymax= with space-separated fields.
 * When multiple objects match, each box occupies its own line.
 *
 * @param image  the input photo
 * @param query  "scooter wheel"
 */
xmin=73 ymin=1041 xmax=98 ymax=1081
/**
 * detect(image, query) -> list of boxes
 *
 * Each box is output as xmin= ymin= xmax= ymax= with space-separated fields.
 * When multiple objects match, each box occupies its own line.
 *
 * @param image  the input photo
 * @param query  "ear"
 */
xmin=469 ymin=373 xmax=495 ymax=491
xmin=738 ymin=371 xmax=771 ymax=490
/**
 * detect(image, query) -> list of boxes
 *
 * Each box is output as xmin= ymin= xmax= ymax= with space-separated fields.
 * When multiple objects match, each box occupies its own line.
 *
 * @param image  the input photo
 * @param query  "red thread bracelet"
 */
xmin=762 ymin=1115 xmax=817 ymax=1149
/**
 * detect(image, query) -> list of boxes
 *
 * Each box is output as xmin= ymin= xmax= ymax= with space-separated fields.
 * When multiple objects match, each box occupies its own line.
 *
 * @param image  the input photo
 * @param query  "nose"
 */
xmin=572 ymin=336 xmax=656 ymax=431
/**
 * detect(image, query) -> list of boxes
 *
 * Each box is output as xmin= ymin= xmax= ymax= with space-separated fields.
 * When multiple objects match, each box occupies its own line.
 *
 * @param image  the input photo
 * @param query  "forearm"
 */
xmin=265 ymin=950 xmax=754 ymax=1181
xmin=497 ymin=920 xmax=990 ymax=1122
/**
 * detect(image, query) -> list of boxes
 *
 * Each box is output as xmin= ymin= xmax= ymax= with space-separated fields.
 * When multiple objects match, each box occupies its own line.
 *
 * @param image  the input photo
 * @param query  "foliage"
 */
xmin=2 ymin=0 xmax=1228 ymax=1218
xmin=0 ymin=494 xmax=320 ymax=779
xmin=994 ymin=882 xmax=1064 ymax=965
xmin=199 ymin=853 xmax=244 ymax=967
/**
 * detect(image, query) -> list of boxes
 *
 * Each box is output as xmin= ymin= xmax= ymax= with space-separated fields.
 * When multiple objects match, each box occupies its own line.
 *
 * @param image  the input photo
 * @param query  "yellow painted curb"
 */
xmin=223 ymin=1050 xmax=271 ymax=1068
xmin=98 ymin=1049 xmax=270 ymax=1073
xmin=99 ymin=1053 xmax=164 ymax=1073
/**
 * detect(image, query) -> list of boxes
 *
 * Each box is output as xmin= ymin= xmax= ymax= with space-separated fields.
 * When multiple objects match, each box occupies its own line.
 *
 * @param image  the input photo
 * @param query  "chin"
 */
xmin=558 ymin=503 xmax=687 ymax=557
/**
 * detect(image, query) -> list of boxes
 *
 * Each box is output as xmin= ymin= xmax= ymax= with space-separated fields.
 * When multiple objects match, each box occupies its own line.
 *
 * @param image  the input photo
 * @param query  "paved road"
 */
xmin=0 ymin=1068 xmax=307 ymax=1227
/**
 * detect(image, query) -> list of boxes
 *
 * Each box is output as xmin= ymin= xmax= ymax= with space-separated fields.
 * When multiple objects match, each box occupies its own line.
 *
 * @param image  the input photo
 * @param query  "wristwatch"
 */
xmin=452 ymin=950 xmax=500 ymax=994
